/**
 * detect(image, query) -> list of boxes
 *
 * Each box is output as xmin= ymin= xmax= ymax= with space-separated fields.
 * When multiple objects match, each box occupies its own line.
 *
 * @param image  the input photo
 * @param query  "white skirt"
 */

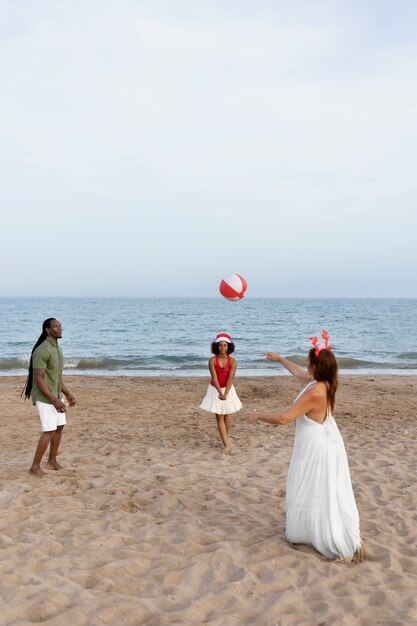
xmin=200 ymin=384 xmax=242 ymax=415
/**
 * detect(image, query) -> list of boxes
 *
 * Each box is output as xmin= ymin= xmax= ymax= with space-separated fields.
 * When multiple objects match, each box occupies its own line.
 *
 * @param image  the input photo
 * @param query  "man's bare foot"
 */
xmin=29 ymin=467 xmax=47 ymax=478
xmin=46 ymin=461 xmax=63 ymax=470
xmin=223 ymin=444 xmax=232 ymax=455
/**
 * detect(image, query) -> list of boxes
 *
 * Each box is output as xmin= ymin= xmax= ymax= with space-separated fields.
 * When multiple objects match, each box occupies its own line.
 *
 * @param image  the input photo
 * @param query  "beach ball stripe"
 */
xmin=219 ymin=274 xmax=247 ymax=301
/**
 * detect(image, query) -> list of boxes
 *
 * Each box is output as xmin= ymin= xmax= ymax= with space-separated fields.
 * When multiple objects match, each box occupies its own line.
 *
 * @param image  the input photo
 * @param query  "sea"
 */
xmin=1 ymin=297 xmax=416 ymax=377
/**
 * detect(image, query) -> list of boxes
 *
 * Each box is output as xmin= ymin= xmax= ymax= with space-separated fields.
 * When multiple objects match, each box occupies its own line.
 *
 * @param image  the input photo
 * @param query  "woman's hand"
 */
xmin=218 ymin=393 xmax=227 ymax=400
xmin=264 ymin=352 xmax=281 ymax=362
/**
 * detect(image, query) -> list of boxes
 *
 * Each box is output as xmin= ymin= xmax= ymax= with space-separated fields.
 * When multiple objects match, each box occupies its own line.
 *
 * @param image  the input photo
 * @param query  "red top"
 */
xmin=210 ymin=355 xmax=231 ymax=388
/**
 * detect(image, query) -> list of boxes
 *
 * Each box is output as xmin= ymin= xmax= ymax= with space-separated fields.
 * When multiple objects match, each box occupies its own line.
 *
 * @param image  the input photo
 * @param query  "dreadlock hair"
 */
xmin=22 ymin=318 xmax=57 ymax=400
xmin=308 ymin=347 xmax=338 ymax=413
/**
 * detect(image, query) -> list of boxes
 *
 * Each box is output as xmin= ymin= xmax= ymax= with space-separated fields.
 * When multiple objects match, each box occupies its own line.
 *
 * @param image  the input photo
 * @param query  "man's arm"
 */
xmin=61 ymin=382 xmax=76 ymax=406
xmin=34 ymin=369 xmax=66 ymax=413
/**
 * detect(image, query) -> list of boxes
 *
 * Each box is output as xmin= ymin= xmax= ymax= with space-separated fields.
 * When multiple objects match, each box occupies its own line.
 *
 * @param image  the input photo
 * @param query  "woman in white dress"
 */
xmin=249 ymin=331 xmax=363 ymax=562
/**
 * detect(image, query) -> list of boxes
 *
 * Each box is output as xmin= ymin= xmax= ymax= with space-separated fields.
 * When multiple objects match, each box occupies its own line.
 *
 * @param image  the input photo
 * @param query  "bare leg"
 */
xmin=224 ymin=416 xmax=232 ymax=453
xmin=224 ymin=415 xmax=230 ymax=436
xmin=216 ymin=415 xmax=231 ymax=453
xmin=29 ymin=431 xmax=54 ymax=478
xmin=46 ymin=425 xmax=64 ymax=470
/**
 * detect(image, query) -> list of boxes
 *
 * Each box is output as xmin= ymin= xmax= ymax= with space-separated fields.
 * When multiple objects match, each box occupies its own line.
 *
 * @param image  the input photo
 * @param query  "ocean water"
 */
xmin=1 ymin=297 xmax=416 ymax=376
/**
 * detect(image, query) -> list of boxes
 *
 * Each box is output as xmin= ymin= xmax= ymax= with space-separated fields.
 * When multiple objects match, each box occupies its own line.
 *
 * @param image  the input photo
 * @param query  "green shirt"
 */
xmin=31 ymin=338 xmax=64 ymax=405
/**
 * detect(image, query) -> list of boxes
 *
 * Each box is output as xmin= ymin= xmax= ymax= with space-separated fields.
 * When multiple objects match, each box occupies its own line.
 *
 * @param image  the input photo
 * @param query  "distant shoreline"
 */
xmin=3 ymin=372 xmax=417 ymax=383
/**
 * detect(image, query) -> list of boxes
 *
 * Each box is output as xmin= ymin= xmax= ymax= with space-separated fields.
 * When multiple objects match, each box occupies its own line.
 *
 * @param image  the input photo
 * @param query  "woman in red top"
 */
xmin=200 ymin=333 xmax=242 ymax=453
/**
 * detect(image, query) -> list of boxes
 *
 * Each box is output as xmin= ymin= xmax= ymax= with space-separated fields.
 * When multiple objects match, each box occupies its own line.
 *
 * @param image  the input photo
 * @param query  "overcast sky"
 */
xmin=1 ymin=0 xmax=416 ymax=297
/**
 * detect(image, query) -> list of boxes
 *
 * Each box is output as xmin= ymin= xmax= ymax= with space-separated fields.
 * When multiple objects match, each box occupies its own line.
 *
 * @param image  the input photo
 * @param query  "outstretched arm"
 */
xmin=248 ymin=389 xmax=314 ymax=426
xmin=264 ymin=352 xmax=311 ymax=383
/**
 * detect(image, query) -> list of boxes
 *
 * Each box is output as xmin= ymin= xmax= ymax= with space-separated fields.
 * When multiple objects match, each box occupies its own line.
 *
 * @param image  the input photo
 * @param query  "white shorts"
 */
xmin=36 ymin=401 xmax=66 ymax=432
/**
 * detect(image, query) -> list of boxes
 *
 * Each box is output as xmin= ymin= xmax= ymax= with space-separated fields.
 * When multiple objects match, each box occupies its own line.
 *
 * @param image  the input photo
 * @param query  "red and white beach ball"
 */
xmin=219 ymin=274 xmax=248 ymax=301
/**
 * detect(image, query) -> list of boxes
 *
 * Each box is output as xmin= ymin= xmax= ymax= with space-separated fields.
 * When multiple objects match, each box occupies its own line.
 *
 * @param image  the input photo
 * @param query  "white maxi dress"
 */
xmin=285 ymin=382 xmax=362 ymax=561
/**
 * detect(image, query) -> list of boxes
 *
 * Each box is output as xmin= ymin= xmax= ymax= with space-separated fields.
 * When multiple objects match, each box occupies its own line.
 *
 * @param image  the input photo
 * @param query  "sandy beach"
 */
xmin=0 ymin=374 xmax=416 ymax=626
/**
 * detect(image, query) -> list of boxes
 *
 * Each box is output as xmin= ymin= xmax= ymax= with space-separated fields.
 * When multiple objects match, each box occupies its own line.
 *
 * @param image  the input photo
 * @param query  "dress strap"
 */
xmin=303 ymin=381 xmax=316 ymax=392
xmin=295 ymin=380 xmax=315 ymax=401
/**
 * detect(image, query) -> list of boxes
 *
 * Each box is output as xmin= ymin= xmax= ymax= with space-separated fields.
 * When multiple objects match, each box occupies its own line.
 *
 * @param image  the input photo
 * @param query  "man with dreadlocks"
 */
xmin=23 ymin=318 xmax=76 ymax=478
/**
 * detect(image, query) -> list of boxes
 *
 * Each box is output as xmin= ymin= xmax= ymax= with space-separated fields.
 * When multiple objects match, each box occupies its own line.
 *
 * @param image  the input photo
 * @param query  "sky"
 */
xmin=1 ymin=0 xmax=417 ymax=298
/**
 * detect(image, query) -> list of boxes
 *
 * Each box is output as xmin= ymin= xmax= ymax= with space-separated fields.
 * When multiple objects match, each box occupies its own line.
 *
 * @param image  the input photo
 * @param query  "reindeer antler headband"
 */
xmin=309 ymin=330 xmax=331 ymax=357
